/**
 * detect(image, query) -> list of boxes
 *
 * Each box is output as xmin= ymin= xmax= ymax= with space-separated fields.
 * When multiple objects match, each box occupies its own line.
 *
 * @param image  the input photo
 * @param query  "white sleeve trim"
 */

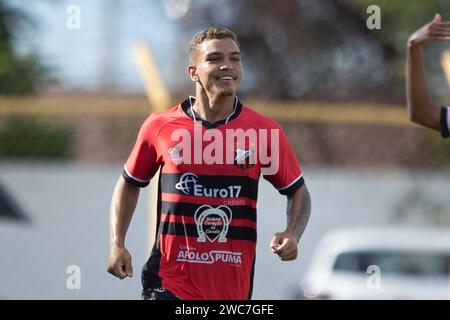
xmin=278 ymin=174 xmax=303 ymax=191
xmin=123 ymin=165 xmax=151 ymax=183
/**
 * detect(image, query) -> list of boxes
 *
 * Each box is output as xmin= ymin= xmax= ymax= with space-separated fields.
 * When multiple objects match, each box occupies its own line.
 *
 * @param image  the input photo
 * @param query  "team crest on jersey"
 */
xmin=234 ymin=147 xmax=255 ymax=170
xmin=168 ymin=144 xmax=182 ymax=163
xmin=194 ymin=205 xmax=232 ymax=243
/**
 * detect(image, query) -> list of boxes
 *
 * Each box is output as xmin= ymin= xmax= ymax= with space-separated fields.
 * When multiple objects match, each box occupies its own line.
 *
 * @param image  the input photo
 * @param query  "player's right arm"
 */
xmin=406 ymin=14 xmax=450 ymax=132
xmin=107 ymin=176 xmax=140 ymax=279
xmin=107 ymin=113 xmax=163 ymax=279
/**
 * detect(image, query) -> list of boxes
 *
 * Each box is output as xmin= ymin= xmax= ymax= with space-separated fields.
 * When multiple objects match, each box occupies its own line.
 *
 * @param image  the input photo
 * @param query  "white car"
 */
xmin=301 ymin=227 xmax=450 ymax=299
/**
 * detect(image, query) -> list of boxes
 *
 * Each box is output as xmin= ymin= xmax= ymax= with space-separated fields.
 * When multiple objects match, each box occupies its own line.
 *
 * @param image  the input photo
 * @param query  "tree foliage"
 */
xmin=0 ymin=1 xmax=47 ymax=94
xmin=180 ymin=0 xmax=450 ymax=103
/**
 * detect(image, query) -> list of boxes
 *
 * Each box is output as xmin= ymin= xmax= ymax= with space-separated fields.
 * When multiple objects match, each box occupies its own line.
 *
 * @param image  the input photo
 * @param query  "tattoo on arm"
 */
xmin=287 ymin=185 xmax=311 ymax=243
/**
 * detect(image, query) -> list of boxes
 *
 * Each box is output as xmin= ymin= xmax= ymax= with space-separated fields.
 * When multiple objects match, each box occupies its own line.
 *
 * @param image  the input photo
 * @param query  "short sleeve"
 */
xmin=263 ymin=123 xmax=304 ymax=196
xmin=441 ymin=107 xmax=450 ymax=138
xmin=122 ymin=115 xmax=162 ymax=187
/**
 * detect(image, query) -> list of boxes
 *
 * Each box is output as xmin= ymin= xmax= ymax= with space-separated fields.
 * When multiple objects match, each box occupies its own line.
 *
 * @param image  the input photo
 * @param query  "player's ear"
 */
xmin=187 ymin=65 xmax=198 ymax=82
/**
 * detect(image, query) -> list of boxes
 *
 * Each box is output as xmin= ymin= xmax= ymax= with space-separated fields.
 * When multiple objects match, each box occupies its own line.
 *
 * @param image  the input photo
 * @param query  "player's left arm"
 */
xmin=271 ymin=184 xmax=311 ymax=261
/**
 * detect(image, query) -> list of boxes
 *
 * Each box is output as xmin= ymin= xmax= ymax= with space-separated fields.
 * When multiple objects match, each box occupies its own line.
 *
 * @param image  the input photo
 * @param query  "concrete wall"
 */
xmin=1 ymin=162 xmax=449 ymax=299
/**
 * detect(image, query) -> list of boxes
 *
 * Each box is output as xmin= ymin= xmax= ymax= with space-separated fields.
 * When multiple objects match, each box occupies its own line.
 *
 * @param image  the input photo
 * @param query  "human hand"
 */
xmin=408 ymin=14 xmax=450 ymax=48
xmin=107 ymin=245 xmax=133 ymax=279
xmin=270 ymin=231 xmax=298 ymax=261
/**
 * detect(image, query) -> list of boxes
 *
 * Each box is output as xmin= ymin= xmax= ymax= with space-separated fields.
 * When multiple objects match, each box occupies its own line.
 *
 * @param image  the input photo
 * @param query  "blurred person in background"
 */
xmin=406 ymin=13 xmax=450 ymax=138
xmin=107 ymin=27 xmax=311 ymax=300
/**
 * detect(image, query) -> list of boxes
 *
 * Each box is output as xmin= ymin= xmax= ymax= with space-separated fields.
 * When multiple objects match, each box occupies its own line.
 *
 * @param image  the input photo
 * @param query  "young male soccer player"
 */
xmin=107 ymin=27 xmax=311 ymax=300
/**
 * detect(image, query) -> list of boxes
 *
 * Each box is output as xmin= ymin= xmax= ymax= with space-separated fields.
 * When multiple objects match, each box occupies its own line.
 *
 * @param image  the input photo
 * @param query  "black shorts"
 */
xmin=142 ymin=287 xmax=180 ymax=300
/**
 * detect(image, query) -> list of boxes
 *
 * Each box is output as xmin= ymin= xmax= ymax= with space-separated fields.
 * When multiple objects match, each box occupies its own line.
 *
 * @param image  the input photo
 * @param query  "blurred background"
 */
xmin=0 ymin=0 xmax=449 ymax=299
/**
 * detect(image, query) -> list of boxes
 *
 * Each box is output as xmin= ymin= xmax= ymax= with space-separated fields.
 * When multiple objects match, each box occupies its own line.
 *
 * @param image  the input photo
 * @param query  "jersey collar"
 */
xmin=181 ymin=96 xmax=243 ymax=129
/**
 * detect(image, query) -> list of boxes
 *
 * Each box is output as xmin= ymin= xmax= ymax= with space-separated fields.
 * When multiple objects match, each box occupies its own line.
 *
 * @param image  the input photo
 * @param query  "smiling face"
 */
xmin=188 ymin=38 xmax=242 ymax=99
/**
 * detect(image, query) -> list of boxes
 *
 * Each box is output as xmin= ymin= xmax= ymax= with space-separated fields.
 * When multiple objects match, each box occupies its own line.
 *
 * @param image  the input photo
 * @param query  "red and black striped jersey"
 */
xmin=122 ymin=96 xmax=304 ymax=300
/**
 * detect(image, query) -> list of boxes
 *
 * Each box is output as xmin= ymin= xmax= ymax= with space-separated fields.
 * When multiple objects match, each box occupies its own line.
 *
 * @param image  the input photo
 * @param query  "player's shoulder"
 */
xmin=140 ymin=104 xmax=182 ymax=132
xmin=241 ymin=104 xmax=282 ymax=129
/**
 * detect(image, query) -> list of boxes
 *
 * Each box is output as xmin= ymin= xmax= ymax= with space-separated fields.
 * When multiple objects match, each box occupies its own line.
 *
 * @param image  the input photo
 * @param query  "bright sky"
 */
xmin=7 ymin=0 xmax=191 ymax=93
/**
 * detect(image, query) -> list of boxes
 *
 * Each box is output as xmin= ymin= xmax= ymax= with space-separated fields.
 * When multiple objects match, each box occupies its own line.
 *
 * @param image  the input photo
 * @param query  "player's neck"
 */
xmin=192 ymin=91 xmax=236 ymax=123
